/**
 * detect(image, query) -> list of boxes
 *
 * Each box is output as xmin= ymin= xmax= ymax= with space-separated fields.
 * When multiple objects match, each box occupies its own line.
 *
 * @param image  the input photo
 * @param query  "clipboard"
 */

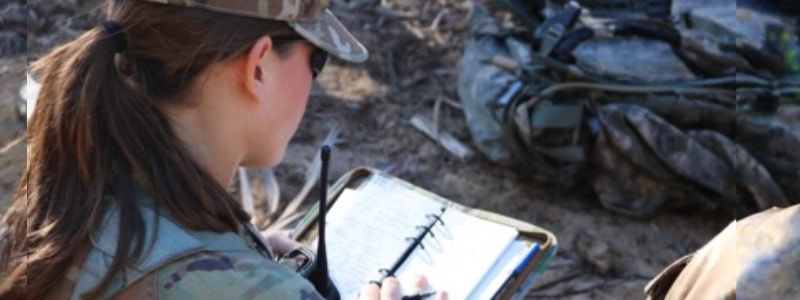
xmin=293 ymin=167 xmax=558 ymax=300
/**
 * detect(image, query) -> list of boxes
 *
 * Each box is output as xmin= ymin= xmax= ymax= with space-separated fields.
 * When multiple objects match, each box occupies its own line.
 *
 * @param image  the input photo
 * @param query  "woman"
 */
xmin=0 ymin=0 xmax=445 ymax=299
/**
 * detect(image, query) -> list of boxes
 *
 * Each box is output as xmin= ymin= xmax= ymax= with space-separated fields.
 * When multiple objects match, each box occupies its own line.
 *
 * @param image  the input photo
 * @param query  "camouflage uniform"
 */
xmin=46 ymin=220 xmax=323 ymax=299
xmin=42 ymin=1 xmax=368 ymax=299
xmin=37 ymin=181 xmax=325 ymax=300
xmin=153 ymin=252 xmax=321 ymax=299
xmin=646 ymin=204 xmax=800 ymax=299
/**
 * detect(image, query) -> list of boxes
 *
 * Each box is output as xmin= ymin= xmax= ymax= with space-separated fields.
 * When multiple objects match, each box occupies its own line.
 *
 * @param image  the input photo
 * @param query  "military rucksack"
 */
xmin=457 ymin=1 xmax=800 ymax=218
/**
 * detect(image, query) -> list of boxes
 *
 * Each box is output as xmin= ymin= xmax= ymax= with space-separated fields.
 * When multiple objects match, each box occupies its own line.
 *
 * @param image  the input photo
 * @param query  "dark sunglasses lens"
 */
xmin=311 ymin=50 xmax=328 ymax=79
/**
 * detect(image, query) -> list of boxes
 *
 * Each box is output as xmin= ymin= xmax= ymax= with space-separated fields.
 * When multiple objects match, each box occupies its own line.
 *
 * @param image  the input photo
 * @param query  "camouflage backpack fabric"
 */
xmin=457 ymin=1 xmax=800 ymax=218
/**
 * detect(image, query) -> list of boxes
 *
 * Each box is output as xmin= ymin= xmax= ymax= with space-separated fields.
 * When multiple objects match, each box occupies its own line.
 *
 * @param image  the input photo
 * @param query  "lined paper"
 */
xmin=320 ymin=175 xmax=519 ymax=299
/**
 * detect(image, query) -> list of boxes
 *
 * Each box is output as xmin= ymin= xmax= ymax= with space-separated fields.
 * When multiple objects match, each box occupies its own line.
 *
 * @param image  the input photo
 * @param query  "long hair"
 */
xmin=1 ymin=0 xmax=296 ymax=298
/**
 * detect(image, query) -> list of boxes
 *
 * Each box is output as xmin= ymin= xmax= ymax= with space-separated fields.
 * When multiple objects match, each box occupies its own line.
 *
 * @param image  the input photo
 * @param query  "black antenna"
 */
xmin=309 ymin=145 xmax=340 ymax=300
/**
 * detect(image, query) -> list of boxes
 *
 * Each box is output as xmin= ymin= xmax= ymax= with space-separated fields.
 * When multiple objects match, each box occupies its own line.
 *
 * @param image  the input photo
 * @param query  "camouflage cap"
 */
xmin=139 ymin=0 xmax=369 ymax=63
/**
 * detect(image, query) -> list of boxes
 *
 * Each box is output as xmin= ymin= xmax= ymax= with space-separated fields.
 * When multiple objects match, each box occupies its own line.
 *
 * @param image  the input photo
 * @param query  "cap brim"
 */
xmin=289 ymin=9 xmax=369 ymax=63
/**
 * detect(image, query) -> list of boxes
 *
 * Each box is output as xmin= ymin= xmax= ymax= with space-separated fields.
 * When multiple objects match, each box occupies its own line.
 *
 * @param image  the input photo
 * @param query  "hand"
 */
xmin=358 ymin=275 xmax=448 ymax=300
xmin=261 ymin=229 xmax=303 ymax=256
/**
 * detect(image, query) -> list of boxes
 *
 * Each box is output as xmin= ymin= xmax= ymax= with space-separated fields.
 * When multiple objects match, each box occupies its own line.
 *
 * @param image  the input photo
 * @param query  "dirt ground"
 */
xmin=0 ymin=0 xmax=737 ymax=299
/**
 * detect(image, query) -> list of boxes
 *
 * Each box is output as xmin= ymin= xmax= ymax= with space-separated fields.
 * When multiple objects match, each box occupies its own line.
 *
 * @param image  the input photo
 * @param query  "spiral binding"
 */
xmin=377 ymin=206 xmax=448 ymax=279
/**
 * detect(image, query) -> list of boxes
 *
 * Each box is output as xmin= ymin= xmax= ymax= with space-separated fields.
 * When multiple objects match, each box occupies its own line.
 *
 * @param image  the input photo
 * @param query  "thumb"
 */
xmin=380 ymin=277 xmax=402 ymax=300
xmin=358 ymin=282 xmax=381 ymax=300
xmin=437 ymin=291 xmax=449 ymax=300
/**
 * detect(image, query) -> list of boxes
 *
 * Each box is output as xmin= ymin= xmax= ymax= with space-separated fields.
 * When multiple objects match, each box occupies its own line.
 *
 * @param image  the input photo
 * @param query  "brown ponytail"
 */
xmin=1 ymin=0 xmax=296 ymax=298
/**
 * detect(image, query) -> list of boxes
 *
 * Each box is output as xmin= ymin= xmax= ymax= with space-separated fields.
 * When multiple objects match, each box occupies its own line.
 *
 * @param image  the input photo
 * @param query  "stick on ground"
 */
xmin=410 ymin=113 xmax=474 ymax=160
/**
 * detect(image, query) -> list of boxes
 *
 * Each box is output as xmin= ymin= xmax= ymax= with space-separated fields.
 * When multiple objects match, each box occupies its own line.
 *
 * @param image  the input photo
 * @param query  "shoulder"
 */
xmin=737 ymin=205 xmax=800 ymax=297
xmin=148 ymin=251 xmax=323 ymax=300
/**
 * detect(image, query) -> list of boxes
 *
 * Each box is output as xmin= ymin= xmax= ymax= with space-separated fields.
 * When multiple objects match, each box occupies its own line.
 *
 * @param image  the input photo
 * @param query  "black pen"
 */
xmin=401 ymin=291 xmax=437 ymax=300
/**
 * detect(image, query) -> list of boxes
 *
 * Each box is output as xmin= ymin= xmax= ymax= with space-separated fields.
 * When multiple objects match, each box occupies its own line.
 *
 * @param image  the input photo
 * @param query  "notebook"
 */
xmin=294 ymin=168 xmax=557 ymax=300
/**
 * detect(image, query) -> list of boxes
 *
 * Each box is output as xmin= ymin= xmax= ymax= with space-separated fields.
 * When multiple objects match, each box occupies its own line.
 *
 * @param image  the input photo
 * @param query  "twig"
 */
xmin=238 ymin=168 xmax=255 ymax=218
xmin=433 ymin=96 xmax=443 ymax=136
xmin=268 ymin=212 xmax=304 ymax=231
xmin=530 ymin=275 xmax=651 ymax=298
xmin=277 ymin=125 xmax=342 ymax=222
xmin=402 ymin=22 xmax=427 ymax=40
xmin=399 ymin=72 xmax=427 ymax=88
xmin=0 ymin=135 xmax=24 ymax=155
xmin=261 ymin=168 xmax=281 ymax=220
xmin=433 ymin=68 xmax=455 ymax=77
xmin=437 ymin=96 xmax=463 ymax=110
xmin=547 ymin=258 xmax=578 ymax=268
xmin=410 ymin=114 xmax=474 ymax=160
xmin=56 ymin=23 xmax=82 ymax=39
xmin=429 ymin=10 xmax=446 ymax=31
xmin=374 ymin=6 xmax=424 ymax=20
xmin=380 ymin=161 xmax=399 ymax=174
xmin=531 ymin=269 xmax=585 ymax=292
xmin=375 ymin=14 xmax=386 ymax=28
xmin=430 ymin=31 xmax=446 ymax=45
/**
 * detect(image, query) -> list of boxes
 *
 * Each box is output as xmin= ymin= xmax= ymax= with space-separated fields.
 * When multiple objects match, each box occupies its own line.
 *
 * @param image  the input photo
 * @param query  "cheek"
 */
xmin=280 ymin=67 xmax=311 ymax=131
xmin=250 ymin=62 xmax=312 ymax=166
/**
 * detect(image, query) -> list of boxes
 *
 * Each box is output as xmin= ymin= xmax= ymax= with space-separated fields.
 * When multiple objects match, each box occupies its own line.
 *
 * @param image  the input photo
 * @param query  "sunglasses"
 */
xmin=309 ymin=49 xmax=328 ymax=79
xmin=271 ymin=35 xmax=329 ymax=79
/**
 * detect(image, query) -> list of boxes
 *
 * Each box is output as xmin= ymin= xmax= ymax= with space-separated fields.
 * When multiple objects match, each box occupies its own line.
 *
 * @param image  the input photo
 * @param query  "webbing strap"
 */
xmin=530 ymin=101 xmax=584 ymax=129
xmin=534 ymin=145 xmax=586 ymax=162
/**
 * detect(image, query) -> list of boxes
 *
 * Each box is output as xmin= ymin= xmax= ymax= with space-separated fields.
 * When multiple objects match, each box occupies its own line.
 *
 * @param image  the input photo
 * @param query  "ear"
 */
xmin=240 ymin=35 xmax=275 ymax=103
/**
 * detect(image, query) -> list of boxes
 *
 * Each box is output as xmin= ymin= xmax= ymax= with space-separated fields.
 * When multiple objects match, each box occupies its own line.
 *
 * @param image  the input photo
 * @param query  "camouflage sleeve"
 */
xmin=646 ymin=205 xmax=800 ymax=300
xmin=155 ymin=251 xmax=324 ymax=300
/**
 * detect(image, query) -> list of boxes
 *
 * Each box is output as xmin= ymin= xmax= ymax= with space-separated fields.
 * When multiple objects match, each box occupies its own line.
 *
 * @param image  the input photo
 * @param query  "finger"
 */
xmin=380 ymin=277 xmax=402 ymax=300
xmin=437 ymin=291 xmax=449 ymax=300
xmin=261 ymin=229 xmax=291 ymax=239
xmin=359 ymin=282 xmax=381 ymax=300
xmin=412 ymin=275 xmax=428 ymax=294
xmin=263 ymin=230 xmax=302 ymax=254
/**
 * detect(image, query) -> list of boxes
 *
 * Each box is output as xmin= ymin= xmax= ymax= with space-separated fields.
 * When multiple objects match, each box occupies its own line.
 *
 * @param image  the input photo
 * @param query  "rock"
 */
xmin=574 ymin=230 xmax=614 ymax=275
